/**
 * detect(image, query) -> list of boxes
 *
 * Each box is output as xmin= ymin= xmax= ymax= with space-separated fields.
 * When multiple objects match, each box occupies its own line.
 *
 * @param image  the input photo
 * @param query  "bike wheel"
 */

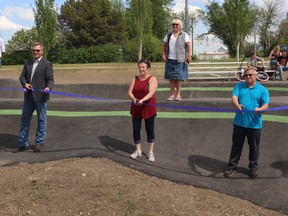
xmin=256 ymin=72 xmax=269 ymax=82
xmin=235 ymin=71 xmax=245 ymax=82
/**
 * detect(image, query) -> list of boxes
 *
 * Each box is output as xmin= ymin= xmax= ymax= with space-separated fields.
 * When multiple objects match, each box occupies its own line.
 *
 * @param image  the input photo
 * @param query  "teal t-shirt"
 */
xmin=232 ymin=82 xmax=269 ymax=129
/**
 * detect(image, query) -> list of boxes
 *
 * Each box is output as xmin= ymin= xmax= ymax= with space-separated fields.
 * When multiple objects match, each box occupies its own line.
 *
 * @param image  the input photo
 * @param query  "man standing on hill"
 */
xmin=224 ymin=68 xmax=269 ymax=179
xmin=0 ymin=37 xmax=6 ymax=68
xmin=17 ymin=42 xmax=54 ymax=152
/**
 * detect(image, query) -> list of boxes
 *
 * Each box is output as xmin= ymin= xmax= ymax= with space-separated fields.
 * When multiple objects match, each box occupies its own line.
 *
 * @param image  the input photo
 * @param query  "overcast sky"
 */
xmin=0 ymin=0 xmax=287 ymax=54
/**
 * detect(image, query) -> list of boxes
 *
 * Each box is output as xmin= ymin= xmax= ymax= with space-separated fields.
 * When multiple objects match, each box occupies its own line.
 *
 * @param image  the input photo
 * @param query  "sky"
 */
xmin=0 ymin=0 xmax=287 ymax=54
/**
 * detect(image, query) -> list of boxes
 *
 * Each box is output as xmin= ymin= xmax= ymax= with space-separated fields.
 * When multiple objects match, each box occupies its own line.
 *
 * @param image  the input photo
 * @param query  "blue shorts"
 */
xmin=165 ymin=59 xmax=188 ymax=81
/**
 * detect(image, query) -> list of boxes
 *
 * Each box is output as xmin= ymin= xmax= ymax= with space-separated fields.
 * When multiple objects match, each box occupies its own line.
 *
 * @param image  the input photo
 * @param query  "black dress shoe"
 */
xmin=12 ymin=146 xmax=29 ymax=153
xmin=249 ymin=170 xmax=258 ymax=179
xmin=33 ymin=144 xmax=44 ymax=152
xmin=224 ymin=168 xmax=237 ymax=177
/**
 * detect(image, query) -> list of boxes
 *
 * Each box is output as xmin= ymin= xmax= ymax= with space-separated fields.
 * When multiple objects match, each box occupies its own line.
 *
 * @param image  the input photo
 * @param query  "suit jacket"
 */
xmin=19 ymin=58 xmax=54 ymax=102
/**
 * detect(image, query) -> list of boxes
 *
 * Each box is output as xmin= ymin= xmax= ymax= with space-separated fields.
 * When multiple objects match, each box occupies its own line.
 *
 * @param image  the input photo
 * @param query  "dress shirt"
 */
xmin=30 ymin=58 xmax=41 ymax=82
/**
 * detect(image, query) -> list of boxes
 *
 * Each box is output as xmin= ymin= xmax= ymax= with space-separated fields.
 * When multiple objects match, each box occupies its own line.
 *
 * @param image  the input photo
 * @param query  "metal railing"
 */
xmin=188 ymin=61 xmax=276 ymax=81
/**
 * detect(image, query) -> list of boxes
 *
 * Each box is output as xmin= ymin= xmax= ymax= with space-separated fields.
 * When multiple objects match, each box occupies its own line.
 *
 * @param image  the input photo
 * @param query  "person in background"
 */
xmin=162 ymin=19 xmax=191 ymax=101
xmin=17 ymin=42 xmax=54 ymax=152
xmin=224 ymin=68 xmax=269 ymax=179
xmin=128 ymin=59 xmax=158 ymax=162
xmin=276 ymin=49 xmax=288 ymax=81
xmin=247 ymin=51 xmax=265 ymax=71
xmin=268 ymin=45 xmax=281 ymax=69
xmin=0 ymin=37 xmax=6 ymax=68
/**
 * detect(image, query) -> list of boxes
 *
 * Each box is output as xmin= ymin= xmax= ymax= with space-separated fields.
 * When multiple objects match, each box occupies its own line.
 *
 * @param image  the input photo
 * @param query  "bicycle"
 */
xmin=235 ymin=57 xmax=269 ymax=82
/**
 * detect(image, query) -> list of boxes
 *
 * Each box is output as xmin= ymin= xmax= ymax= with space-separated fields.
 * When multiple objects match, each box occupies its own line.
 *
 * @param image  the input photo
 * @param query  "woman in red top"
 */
xmin=128 ymin=59 xmax=158 ymax=162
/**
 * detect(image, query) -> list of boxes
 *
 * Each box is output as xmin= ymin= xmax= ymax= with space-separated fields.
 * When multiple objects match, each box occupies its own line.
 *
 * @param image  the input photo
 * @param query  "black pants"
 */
xmin=228 ymin=125 xmax=261 ymax=171
xmin=132 ymin=115 xmax=155 ymax=144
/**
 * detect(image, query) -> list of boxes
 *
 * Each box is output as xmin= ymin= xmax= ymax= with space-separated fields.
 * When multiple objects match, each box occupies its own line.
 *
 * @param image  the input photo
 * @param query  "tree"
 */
xmin=33 ymin=0 xmax=58 ymax=57
xmin=126 ymin=0 xmax=153 ymax=60
xmin=6 ymin=28 xmax=38 ymax=52
xmin=111 ymin=0 xmax=124 ymax=11
xmin=3 ymin=29 xmax=38 ymax=65
xmin=151 ymin=0 xmax=173 ymax=40
xmin=256 ymin=0 xmax=284 ymax=55
xmin=277 ymin=18 xmax=288 ymax=46
xmin=205 ymin=0 xmax=254 ymax=59
xmin=58 ymin=0 xmax=126 ymax=48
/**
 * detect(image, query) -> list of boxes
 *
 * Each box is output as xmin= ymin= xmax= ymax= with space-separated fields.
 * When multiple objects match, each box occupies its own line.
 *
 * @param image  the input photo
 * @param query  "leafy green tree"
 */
xmin=256 ymin=0 xmax=284 ymax=55
xmin=3 ymin=29 xmax=38 ymax=65
xmin=205 ymin=0 xmax=254 ymax=58
xmin=33 ymin=0 xmax=58 ymax=57
xmin=277 ymin=18 xmax=288 ymax=46
xmin=151 ymin=0 xmax=173 ymax=39
xmin=58 ymin=0 xmax=126 ymax=48
xmin=6 ymin=28 xmax=38 ymax=52
xmin=122 ymin=34 xmax=161 ymax=62
xmin=111 ymin=0 xmax=124 ymax=11
xmin=125 ymin=0 xmax=153 ymax=60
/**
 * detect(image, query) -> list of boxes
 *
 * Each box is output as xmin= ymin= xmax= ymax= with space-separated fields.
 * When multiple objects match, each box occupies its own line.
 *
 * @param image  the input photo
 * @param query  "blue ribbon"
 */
xmin=0 ymin=87 xmax=287 ymax=113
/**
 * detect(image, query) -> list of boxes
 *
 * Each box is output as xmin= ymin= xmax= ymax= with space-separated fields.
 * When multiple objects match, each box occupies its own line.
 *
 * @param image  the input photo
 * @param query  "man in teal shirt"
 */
xmin=224 ymin=68 xmax=269 ymax=178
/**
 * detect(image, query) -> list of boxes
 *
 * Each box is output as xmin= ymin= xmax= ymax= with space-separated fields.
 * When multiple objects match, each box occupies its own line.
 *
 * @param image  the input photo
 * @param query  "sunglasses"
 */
xmin=244 ymin=74 xmax=254 ymax=77
xmin=32 ymin=49 xmax=41 ymax=53
xmin=172 ymin=23 xmax=179 ymax=26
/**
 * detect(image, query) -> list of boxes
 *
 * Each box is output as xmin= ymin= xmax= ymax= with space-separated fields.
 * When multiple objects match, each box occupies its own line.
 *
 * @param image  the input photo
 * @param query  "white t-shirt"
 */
xmin=0 ymin=37 xmax=6 ymax=58
xmin=163 ymin=32 xmax=190 ymax=60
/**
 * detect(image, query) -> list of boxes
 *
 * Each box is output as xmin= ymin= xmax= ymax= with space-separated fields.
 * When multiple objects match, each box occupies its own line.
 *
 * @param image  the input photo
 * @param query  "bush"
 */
xmin=122 ymin=39 xmax=138 ymax=62
xmin=49 ymin=44 xmax=121 ymax=64
xmin=2 ymin=50 xmax=31 ymax=65
xmin=122 ymin=34 xmax=162 ymax=62
xmin=142 ymin=34 xmax=162 ymax=62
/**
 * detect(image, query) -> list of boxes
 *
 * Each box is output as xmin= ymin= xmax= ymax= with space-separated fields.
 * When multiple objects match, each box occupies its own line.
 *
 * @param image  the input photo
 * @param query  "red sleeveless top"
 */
xmin=130 ymin=76 xmax=157 ymax=119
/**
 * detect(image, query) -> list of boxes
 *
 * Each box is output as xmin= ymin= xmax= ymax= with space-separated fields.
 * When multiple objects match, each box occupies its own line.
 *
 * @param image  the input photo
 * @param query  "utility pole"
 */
xmin=191 ymin=16 xmax=194 ymax=56
xmin=254 ymin=22 xmax=257 ymax=53
xmin=185 ymin=0 xmax=188 ymax=31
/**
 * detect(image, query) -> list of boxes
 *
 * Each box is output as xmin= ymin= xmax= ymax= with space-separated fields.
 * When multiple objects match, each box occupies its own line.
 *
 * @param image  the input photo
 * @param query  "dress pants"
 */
xmin=228 ymin=125 xmax=261 ymax=171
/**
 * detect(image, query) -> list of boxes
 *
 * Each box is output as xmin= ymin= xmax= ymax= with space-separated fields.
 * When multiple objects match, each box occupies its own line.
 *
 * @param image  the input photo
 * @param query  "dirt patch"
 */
xmin=0 ymin=158 xmax=283 ymax=216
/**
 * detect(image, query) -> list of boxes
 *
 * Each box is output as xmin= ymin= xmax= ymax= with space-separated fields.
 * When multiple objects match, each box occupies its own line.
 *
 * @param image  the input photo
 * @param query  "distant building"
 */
xmin=196 ymin=46 xmax=229 ymax=60
xmin=217 ymin=46 xmax=228 ymax=53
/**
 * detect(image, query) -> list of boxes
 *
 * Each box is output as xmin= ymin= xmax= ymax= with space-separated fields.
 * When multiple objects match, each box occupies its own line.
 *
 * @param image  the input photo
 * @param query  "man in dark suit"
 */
xmin=18 ymin=42 xmax=54 ymax=152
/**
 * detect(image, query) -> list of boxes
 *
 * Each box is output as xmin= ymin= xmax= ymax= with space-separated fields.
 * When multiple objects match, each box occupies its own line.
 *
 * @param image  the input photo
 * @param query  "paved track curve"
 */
xmin=0 ymin=79 xmax=288 ymax=214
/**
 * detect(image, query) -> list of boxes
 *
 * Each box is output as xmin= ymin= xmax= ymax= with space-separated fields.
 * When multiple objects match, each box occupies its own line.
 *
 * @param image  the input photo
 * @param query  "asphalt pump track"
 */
xmin=0 ymin=79 xmax=288 ymax=214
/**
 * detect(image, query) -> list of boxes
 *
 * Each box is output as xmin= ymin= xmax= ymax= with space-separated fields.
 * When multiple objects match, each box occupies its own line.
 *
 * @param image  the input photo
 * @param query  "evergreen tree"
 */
xmin=59 ymin=0 xmax=126 ymax=48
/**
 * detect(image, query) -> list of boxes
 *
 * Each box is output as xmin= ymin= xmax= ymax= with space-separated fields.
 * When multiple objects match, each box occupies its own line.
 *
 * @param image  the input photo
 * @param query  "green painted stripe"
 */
xmin=1 ymin=109 xmax=288 ymax=123
xmin=266 ymin=87 xmax=288 ymax=91
xmin=158 ymin=112 xmax=234 ymax=119
xmin=263 ymin=115 xmax=288 ymax=123
xmin=158 ymin=87 xmax=288 ymax=92
xmin=158 ymin=87 xmax=233 ymax=92
xmin=0 ymin=110 xmax=131 ymax=117
xmin=0 ymin=110 xmax=22 ymax=115
xmin=46 ymin=111 xmax=131 ymax=117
